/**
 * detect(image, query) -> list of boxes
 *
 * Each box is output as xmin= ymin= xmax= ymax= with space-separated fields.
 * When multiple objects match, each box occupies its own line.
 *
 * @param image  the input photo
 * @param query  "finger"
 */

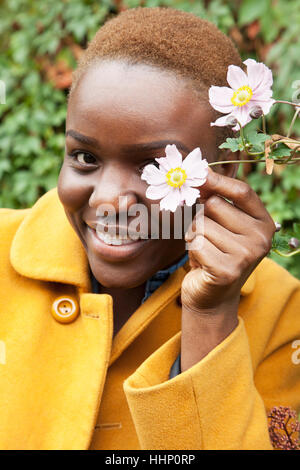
xmin=185 ymin=206 xmax=205 ymax=242
xmin=186 ymin=194 xmax=253 ymax=237
xmin=187 ymin=235 xmax=225 ymax=275
xmin=203 ymin=194 xmax=254 ymax=235
xmin=201 ymin=215 xmax=246 ymax=253
xmin=201 ymin=216 xmax=267 ymax=272
xmin=198 ymin=166 xmax=271 ymax=221
xmin=188 ymin=209 xmax=273 ymax=262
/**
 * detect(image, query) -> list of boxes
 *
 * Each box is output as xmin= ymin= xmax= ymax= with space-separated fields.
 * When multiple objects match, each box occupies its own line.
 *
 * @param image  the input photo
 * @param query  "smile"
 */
xmin=96 ymin=231 xmax=146 ymax=246
xmin=86 ymin=225 xmax=151 ymax=262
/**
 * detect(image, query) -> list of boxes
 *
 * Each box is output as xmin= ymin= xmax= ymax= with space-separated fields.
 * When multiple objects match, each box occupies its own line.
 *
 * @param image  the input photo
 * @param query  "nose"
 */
xmin=88 ymin=163 xmax=138 ymax=213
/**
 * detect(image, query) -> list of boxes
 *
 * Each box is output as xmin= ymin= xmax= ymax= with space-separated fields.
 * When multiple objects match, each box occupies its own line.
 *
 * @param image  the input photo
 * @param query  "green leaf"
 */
xmin=270 ymin=143 xmax=292 ymax=158
xmin=260 ymin=11 xmax=280 ymax=43
xmin=238 ymin=0 xmax=270 ymax=26
xmin=219 ymin=137 xmax=242 ymax=152
xmin=0 ymin=159 xmax=11 ymax=178
xmin=271 ymin=231 xmax=291 ymax=251
xmin=244 ymin=129 xmax=270 ymax=149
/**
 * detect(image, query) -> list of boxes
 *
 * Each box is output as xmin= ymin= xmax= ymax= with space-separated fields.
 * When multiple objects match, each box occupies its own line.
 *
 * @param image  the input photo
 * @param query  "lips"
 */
xmin=85 ymin=223 xmax=151 ymax=262
xmin=85 ymin=221 xmax=148 ymax=240
xmin=96 ymin=231 xmax=139 ymax=246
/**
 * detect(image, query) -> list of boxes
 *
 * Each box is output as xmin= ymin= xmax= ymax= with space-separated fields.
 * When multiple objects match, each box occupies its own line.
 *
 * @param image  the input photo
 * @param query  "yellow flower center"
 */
xmin=166 ymin=167 xmax=187 ymax=188
xmin=231 ymin=85 xmax=253 ymax=107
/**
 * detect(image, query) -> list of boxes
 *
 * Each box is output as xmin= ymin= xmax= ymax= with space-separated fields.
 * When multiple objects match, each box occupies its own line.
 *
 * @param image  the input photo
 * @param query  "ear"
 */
xmin=213 ymin=148 xmax=241 ymax=179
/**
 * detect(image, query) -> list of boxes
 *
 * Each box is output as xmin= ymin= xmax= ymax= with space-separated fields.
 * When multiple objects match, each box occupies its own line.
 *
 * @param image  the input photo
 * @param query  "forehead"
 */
xmin=67 ymin=60 xmax=216 ymax=155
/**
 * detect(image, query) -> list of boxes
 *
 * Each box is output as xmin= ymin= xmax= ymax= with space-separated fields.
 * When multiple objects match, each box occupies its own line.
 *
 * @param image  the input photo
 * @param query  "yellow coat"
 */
xmin=0 ymin=188 xmax=300 ymax=450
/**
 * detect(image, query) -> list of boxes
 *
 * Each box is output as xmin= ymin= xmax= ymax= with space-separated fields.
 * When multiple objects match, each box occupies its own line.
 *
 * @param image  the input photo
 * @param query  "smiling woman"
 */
xmin=59 ymin=59 xmax=216 ymax=292
xmin=0 ymin=6 xmax=300 ymax=451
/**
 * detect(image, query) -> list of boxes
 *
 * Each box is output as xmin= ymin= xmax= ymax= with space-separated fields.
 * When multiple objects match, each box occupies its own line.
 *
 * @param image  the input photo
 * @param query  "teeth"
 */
xmin=95 ymin=230 xmax=144 ymax=246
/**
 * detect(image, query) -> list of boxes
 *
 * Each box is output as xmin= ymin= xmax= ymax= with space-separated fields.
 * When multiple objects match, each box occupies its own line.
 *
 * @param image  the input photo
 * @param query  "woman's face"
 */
xmin=58 ymin=60 xmax=220 ymax=288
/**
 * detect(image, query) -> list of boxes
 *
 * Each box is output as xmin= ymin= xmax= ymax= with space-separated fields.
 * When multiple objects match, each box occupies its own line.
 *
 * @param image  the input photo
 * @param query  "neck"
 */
xmin=100 ymin=283 xmax=146 ymax=336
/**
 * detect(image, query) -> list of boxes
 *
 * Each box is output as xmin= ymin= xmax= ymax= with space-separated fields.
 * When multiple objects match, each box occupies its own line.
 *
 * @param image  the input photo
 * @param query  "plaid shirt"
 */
xmin=141 ymin=252 xmax=189 ymax=303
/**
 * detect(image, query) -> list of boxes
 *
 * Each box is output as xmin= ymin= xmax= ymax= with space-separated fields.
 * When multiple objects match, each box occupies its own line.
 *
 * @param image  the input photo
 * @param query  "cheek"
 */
xmin=57 ymin=162 xmax=91 ymax=212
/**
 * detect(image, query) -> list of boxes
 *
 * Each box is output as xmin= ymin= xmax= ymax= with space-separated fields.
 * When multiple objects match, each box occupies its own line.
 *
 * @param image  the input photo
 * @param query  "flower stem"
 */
xmin=283 ymin=144 xmax=300 ymax=164
xmin=262 ymin=113 xmax=267 ymax=134
xmin=272 ymin=248 xmax=300 ymax=258
xmin=245 ymin=149 xmax=265 ymax=156
xmin=274 ymin=100 xmax=300 ymax=107
xmin=270 ymin=138 xmax=300 ymax=147
xmin=238 ymin=121 xmax=247 ymax=149
xmin=283 ymin=418 xmax=296 ymax=448
xmin=209 ymin=157 xmax=300 ymax=166
xmin=287 ymin=108 xmax=300 ymax=138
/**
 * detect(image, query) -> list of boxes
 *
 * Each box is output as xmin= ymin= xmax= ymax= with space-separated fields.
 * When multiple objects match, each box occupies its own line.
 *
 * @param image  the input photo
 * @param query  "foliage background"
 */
xmin=0 ymin=0 xmax=300 ymax=277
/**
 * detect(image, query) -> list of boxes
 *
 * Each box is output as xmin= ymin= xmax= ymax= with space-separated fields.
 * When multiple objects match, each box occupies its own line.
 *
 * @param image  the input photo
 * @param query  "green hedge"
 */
xmin=0 ymin=0 xmax=300 ymax=277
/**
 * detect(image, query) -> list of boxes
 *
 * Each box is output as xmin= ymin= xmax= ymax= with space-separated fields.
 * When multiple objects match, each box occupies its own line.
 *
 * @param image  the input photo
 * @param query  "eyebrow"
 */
xmin=66 ymin=129 xmax=190 ymax=154
xmin=66 ymin=130 xmax=100 ymax=148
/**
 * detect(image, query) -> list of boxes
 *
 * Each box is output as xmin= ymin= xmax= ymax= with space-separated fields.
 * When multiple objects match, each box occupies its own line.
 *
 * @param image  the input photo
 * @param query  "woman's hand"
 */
xmin=182 ymin=166 xmax=277 ymax=311
xmin=180 ymin=166 xmax=277 ymax=371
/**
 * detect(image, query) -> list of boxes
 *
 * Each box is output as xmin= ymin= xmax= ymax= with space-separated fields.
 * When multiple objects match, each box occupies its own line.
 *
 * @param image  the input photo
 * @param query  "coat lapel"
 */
xmin=110 ymin=265 xmax=187 ymax=365
xmin=10 ymin=187 xmax=90 ymax=290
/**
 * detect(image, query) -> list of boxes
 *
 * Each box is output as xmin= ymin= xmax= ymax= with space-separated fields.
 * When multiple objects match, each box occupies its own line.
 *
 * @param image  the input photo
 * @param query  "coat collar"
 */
xmin=10 ymin=188 xmax=92 ymax=291
xmin=10 ymin=187 xmax=256 ymax=296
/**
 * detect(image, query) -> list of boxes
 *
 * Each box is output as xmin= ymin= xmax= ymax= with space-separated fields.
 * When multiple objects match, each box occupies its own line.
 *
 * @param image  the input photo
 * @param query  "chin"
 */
xmin=88 ymin=257 xmax=153 ymax=289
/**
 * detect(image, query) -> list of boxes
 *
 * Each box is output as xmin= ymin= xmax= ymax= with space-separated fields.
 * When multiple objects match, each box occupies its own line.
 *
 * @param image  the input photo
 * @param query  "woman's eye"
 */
xmin=70 ymin=151 xmax=97 ymax=166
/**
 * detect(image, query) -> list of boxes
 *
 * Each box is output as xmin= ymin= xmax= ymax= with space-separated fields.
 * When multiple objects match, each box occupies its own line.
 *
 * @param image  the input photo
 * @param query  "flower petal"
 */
xmin=155 ymin=156 xmax=171 ymax=172
xmin=250 ymin=98 xmax=275 ymax=116
xmin=160 ymin=187 xmax=181 ymax=212
xmin=227 ymin=64 xmax=248 ymax=89
xmin=252 ymin=88 xmax=273 ymax=101
xmin=186 ymin=162 xmax=208 ymax=180
xmin=244 ymin=59 xmax=273 ymax=93
xmin=141 ymin=164 xmax=166 ymax=185
xmin=243 ymin=58 xmax=257 ymax=68
xmin=165 ymin=144 xmax=182 ymax=168
xmin=232 ymin=105 xmax=252 ymax=128
xmin=182 ymin=153 xmax=208 ymax=184
xmin=146 ymin=183 xmax=170 ymax=200
xmin=210 ymin=114 xmax=232 ymax=128
xmin=180 ymin=186 xmax=200 ymax=206
xmin=186 ymin=175 xmax=208 ymax=187
xmin=209 ymin=86 xmax=235 ymax=113
xmin=185 ymin=164 xmax=208 ymax=186
xmin=181 ymin=147 xmax=201 ymax=172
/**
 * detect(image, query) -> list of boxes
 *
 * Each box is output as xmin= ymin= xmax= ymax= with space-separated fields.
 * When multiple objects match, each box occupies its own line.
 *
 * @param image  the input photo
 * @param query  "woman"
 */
xmin=0 ymin=7 xmax=299 ymax=450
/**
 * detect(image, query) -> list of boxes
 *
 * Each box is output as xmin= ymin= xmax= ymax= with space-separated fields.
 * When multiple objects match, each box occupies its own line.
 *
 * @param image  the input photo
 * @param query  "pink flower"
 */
xmin=209 ymin=58 xmax=275 ymax=131
xmin=267 ymin=406 xmax=300 ymax=450
xmin=141 ymin=144 xmax=208 ymax=212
